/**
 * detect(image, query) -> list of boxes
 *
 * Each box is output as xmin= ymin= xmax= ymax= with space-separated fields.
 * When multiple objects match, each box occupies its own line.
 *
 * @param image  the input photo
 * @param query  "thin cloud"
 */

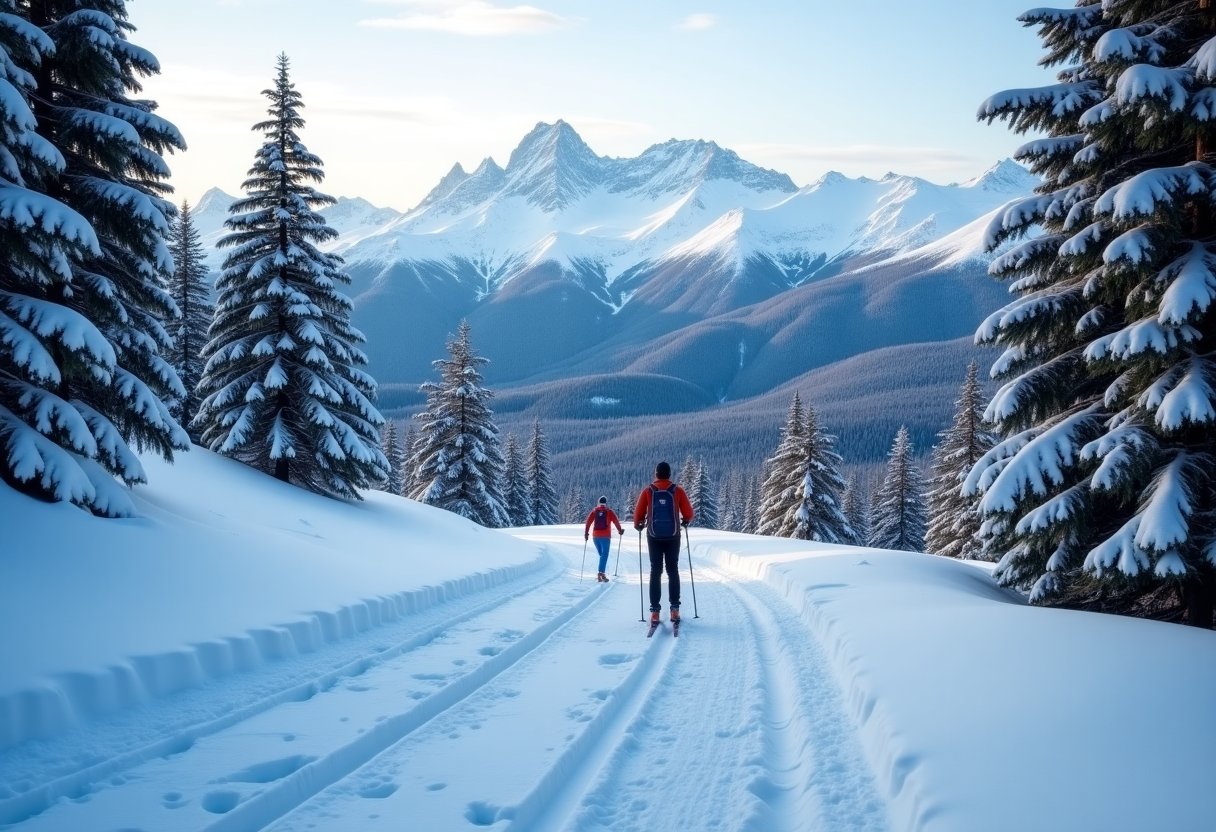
xmin=675 ymin=13 xmax=718 ymax=31
xmin=360 ymin=0 xmax=569 ymax=37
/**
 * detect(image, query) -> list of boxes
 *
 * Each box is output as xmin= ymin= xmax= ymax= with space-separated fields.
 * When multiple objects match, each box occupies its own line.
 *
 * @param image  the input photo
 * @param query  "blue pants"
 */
xmin=594 ymin=537 xmax=611 ymax=572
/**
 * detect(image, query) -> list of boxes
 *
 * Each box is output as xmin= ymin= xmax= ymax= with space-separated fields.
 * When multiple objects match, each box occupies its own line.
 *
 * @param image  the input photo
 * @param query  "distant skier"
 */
xmin=634 ymin=461 xmax=694 ymax=628
xmin=585 ymin=496 xmax=625 ymax=582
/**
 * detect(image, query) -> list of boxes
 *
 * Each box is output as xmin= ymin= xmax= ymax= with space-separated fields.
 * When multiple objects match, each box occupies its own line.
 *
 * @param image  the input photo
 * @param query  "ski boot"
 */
xmin=646 ymin=609 xmax=661 ymax=637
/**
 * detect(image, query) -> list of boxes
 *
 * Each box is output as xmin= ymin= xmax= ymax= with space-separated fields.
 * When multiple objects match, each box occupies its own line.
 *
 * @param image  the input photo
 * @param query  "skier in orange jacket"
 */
xmin=633 ymin=461 xmax=694 ymax=623
xmin=584 ymin=496 xmax=624 ymax=582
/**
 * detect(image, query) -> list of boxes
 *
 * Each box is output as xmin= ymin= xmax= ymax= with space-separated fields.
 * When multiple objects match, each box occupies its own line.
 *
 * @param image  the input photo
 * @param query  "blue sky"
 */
xmin=136 ymin=0 xmax=1054 ymax=209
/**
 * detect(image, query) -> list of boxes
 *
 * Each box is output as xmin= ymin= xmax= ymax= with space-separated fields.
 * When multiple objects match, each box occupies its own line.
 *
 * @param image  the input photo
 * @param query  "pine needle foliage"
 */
xmin=871 ymin=426 xmax=927 ymax=552
xmin=166 ymin=199 xmax=213 ymax=438
xmin=197 ymin=55 xmax=386 ymax=499
xmin=502 ymin=431 xmax=530 ymax=526
xmin=379 ymin=418 xmax=404 ymax=495
xmin=527 ymin=419 xmax=559 ymax=525
xmin=757 ymin=393 xmax=807 ymax=536
xmin=411 ymin=320 xmax=508 ymax=527
xmin=925 ymin=361 xmax=997 ymax=559
xmin=0 ymin=0 xmax=188 ymax=517
xmin=791 ymin=404 xmax=852 ymax=543
xmin=972 ymin=1 xmax=1216 ymax=623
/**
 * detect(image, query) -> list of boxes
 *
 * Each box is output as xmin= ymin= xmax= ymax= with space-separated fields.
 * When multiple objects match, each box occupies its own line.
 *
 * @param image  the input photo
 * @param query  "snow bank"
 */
xmin=0 ymin=449 xmax=546 ymax=751
xmin=696 ymin=534 xmax=1216 ymax=832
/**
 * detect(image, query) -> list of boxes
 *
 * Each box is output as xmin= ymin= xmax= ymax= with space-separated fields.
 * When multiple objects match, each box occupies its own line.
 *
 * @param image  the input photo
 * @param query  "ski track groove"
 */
xmin=0 ymin=552 xmax=568 ymax=826
xmin=197 ymin=579 xmax=614 ymax=832
xmin=561 ymin=579 xmax=768 ymax=832
xmin=5 ymin=541 xmax=894 ymax=832
xmin=705 ymin=557 xmax=890 ymax=832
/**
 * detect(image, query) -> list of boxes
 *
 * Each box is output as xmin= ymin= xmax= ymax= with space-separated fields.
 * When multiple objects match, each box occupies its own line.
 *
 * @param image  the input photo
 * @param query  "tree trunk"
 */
xmin=1184 ymin=571 xmax=1214 ymax=628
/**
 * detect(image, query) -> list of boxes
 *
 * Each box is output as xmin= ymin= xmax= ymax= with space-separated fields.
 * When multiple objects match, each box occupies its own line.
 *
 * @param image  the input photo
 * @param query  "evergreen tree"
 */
xmin=741 ymin=473 xmax=761 ymax=534
xmin=399 ymin=424 xmax=419 ymax=498
xmin=974 ymin=2 xmax=1216 ymax=622
xmin=502 ymin=431 xmax=530 ymax=526
xmin=196 ymin=55 xmax=385 ymax=498
xmin=718 ymin=471 xmax=739 ymax=531
xmin=692 ymin=461 xmax=718 ymax=529
xmin=0 ymin=0 xmax=188 ymax=516
xmin=841 ymin=474 xmax=868 ymax=546
xmin=757 ymin=393 xmax=807 ymax=536
xmin=791 ymin=404 xmax=852 ymax=543
xmin=619 ymin=485 xmax=638 ymax=527
xmin=527 ymin=419 xmax=559 ymax=525
xmin=871 ymin=426 xmax=926 ymax=552
xmin=925 ymin=362 xmax=996 ymax=559
xmin=678 ymin=455 xmax=696 ymax=491
xmin=866 ymin=483 xmax=882 ymax=547
xmin=379 ymin=418 xmax=404 ymax=495
xmin=166 ymin=199 xmax=212 ymax=439
xmin=411 ymin=320 xmax=508 ymax=526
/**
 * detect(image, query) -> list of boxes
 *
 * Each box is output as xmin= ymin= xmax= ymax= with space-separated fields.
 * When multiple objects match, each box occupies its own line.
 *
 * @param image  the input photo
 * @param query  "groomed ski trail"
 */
xmin=4 ymin=533 xmax=892 ymax=832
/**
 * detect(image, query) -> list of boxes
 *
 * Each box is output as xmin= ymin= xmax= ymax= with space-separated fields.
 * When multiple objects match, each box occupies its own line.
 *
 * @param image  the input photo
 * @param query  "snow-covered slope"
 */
xmin=2 ymin=468 xmax=1212 ymax=832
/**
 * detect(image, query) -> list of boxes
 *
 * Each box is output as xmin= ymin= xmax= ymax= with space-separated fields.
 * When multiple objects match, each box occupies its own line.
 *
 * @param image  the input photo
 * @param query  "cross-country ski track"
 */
xmin=2 ymin=529 xmax=889 ymax=832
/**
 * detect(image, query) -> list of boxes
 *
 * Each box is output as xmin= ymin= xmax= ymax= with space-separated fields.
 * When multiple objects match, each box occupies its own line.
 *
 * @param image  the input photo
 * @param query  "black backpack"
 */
xmin=593 ymin=508 xmax=609 ymax=531
xmin=647 ymin=484 xmax=679 ymax=539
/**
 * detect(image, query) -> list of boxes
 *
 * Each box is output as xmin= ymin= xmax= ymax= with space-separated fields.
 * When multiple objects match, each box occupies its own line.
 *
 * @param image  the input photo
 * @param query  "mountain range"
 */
xmin=193 ymin=121 xmax=1038 ymax=491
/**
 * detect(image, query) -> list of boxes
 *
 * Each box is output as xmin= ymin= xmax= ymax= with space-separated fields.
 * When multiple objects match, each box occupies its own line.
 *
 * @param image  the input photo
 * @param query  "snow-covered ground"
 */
xmin=2 ymin=451 xmax=1213 ymax=831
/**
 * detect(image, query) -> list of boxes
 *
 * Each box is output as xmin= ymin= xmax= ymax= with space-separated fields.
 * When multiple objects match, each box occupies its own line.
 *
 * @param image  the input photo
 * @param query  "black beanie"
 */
xmin=598 ymin=496 xmax=607 ymax=504
xmin=655 ymin=461 xmax=671 ymax=479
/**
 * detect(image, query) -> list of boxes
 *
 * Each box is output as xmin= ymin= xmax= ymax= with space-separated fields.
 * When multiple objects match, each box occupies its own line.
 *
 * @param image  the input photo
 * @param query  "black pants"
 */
xmin=648 ymin=535 xmax=681 ymax=611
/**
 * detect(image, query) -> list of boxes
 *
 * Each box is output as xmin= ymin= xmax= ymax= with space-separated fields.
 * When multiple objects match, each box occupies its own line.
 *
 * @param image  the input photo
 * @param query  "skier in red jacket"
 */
xmin=584 ymin=496 xmax=624 ymax=582
xmin=634 ymin=461 xmax=694 ymax=624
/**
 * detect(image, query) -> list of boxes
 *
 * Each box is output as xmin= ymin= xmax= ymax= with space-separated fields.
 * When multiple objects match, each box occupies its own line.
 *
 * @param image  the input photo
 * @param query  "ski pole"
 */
xmin=637 ymin=529 xmax=645 ymax=621
xmin=684 ymin=525 xmax=700 ymax=619
xmin=580 ymin=537 xmax=588 ymax=583
xmin=613 ymin=530 xmax=623 ymax=577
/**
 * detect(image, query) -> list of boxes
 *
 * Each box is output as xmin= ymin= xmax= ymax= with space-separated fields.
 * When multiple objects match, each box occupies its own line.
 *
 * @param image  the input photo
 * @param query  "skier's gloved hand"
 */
xmin=635 ymin=523 xmax=645 ymax=532
xmin=681 ymin=519 xmax=689 ymax=528
xmin=584 ymin=533 xmax=589 ymax=541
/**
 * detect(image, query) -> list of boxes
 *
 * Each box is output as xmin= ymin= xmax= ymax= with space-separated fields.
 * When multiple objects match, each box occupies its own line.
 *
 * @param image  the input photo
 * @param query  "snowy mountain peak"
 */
xmin=419 ymin=162 xmax=470 ymax=207
xmin=963 ymin=159 xmax=1037 ymax=193
xmin=194 ymin=186 xmax=237 ymax=216
xmin=502 ymin=120 xmax=605 ymax=211
xmin=812 ymin=171 xmax=850 ymax=189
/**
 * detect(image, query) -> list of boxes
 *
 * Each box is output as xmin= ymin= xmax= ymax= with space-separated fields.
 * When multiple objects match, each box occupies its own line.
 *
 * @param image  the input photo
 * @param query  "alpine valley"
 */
xmin=193 ymin=121 xmax=1038 ymax=490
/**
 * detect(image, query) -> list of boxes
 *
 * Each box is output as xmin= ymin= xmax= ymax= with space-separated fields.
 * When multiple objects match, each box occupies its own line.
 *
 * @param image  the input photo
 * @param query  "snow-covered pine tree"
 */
xmin=841 ymin=474 xmax=868 ymax=546
xmin=560 ymin=483 xmax=585 ymax=524
xmin=678 ymin=455 xmax=696 ymax=492
xmin=741 ymin=473 xmax=761 ymax=534
xmin=526 ymin=419 xmax=559 ymax=525
xmin=925 ymin=361 xmax=996 ymax=559
xmin=692 ymin=461 xmax=718 ymax=529
xmin=502 ymin=431 xmax=530 ymax=526
xmin=410 ymin=320 xmax=508 ymax=527
xmin=0 ymin=0 xmax=189 ymax=516
xmin=791 ymin=404 xmax=852 ymax=543
xmin=166 ymin=199 xmax=212 ymax=439
xmin=379 ymin=418 xmax=404 ymax=495
xmin=973 ymin=2 xmax=1216 ymax=623
xmin=197 ymin=54 xmax=385 ymax=499
xmin=718 ymin=471 xmax=738 ymax=531
xmin=866 ymin=483 xmax=882 ymax=547
xmin=399 ymin=424 xmax=418 ymax=498
xmin=871 ymin=426 xmax=927 ymax=552
xmin=757 ymin=392 xmax=807 ymax=537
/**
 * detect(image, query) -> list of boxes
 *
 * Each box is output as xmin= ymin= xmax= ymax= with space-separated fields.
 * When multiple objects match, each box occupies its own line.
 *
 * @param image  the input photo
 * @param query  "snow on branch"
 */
xmin=0 ymin=187 xmax=98 ymax=252
xmin=1147 ymin=358 xmax=1216 ymax=431
xmin=968 ymin=405 xmax=1103 ymax=513
xmin=1113 ymin=65 xmax=1191 ymax=111
xmin=1093 ymin=27 xmax=1166 ymax=64
xmin=978 ymin=82 xmax=1101 ymax=119
xmin=1085 ymin=317 xmax=1198 ymax=362
xmin=1156 ymin=243 xmax=1216 ymax=325
xmin=1188 ymin=35 xmax=1216 ymax=84
xmin=1094 ymin=165 xmax=1209 ymax=220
